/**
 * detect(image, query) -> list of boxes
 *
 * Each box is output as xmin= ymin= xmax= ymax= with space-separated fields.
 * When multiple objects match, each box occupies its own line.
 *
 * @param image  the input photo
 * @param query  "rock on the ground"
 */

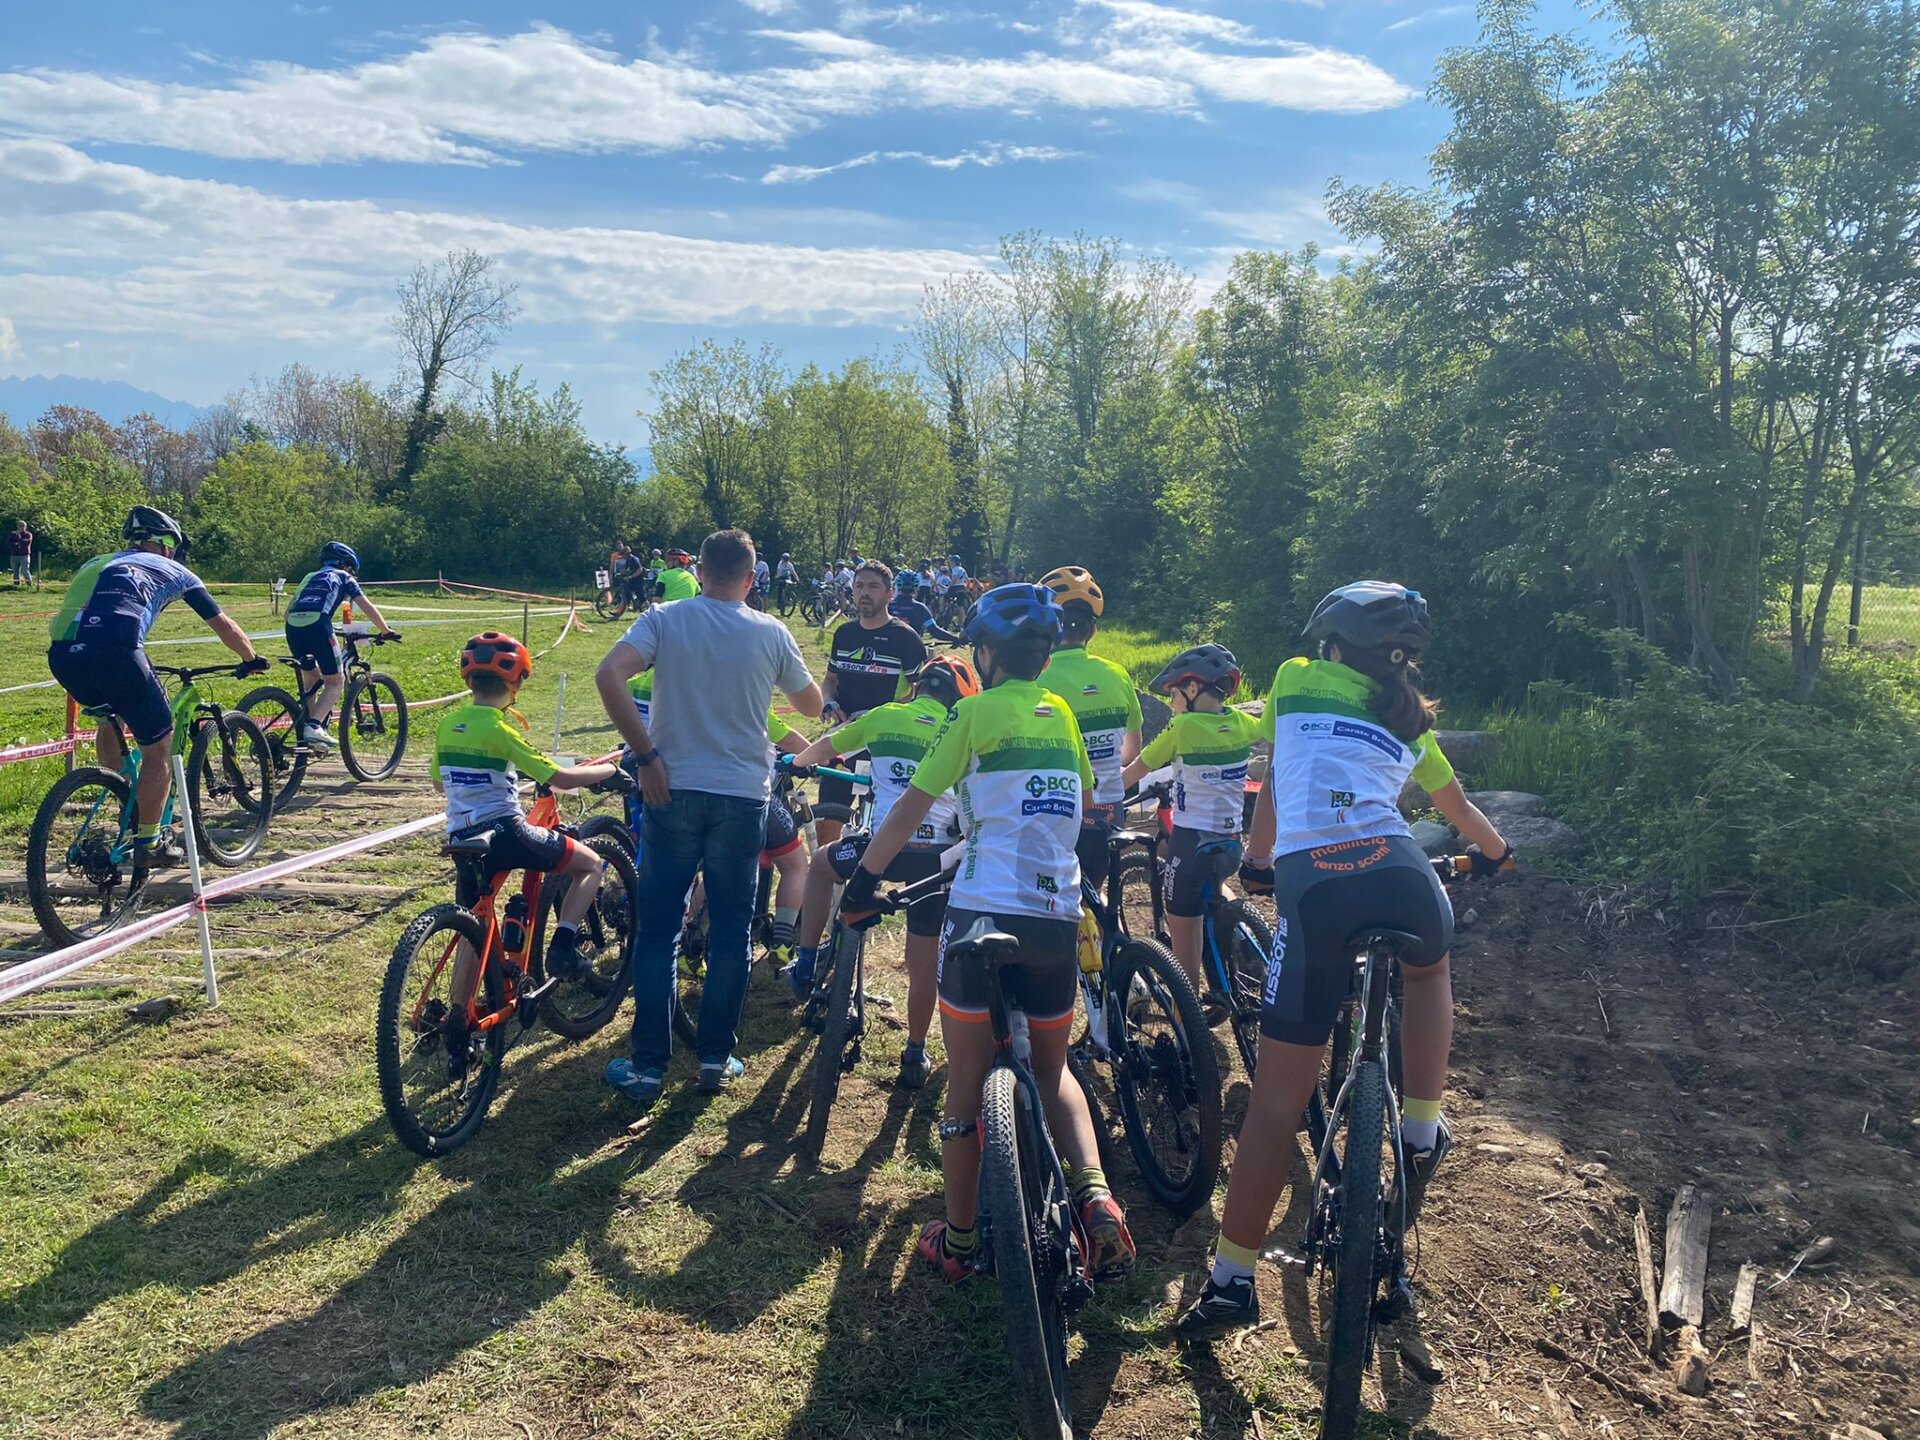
xmin=1410 ymin=819 xmax=1454 ymax=856
xmin=1435 ymin=729 xmax=1499 ymax=775
xmin=1465 ymin=790 xmax=1549 ymax=819
xmin=1499 ymin=814 xmax=1581 ymax=853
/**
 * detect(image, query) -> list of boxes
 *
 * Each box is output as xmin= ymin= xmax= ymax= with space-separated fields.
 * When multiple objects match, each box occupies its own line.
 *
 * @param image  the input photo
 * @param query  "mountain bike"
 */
xmin=236 ymin=626 xmax=407 ymax=808
xmin=794 ymin=762 xmax=873 ymax=1160
xmin=376 ymin=777 xmax=640 ymax=1158
xmin=1298 ymin=854 xmax=1477 ymax=1438
xmin=1068 ymin=826 xmax=1220 ymax=1215
xmin=27 ymin=660 xmax=275 ymax=946
xmin=948 ymin=915 xmax=1095 ymax=1440
xmin=800 ymin=581 xmax=832 ymax=627
xmin=775 ymin=576 xmax=800 ymax=616
xmin=593 ymin=567 xmax=649 ymax=622
xmin=575 ymin=764 xmax=813 ymax=1048
xmin=1120 ymin=781 xmax=1272 ymax=1077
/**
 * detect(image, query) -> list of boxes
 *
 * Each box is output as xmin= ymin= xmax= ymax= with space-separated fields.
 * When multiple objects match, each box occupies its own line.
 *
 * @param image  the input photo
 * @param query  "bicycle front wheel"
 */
xmin=534 ymin=829 xmax=638 ymax=1039
xmin=377 ymin=904 xmax=504 ymax=1157
xmin=235 ymin=684 xmax=307 ymax=809
xmin=187 ymin=714 xmax=273 ymax=865
xmin=1321 ymin=1058 xmax=1387 ymax=1438
xmin=593 ymin=590 xmax=625 ymax=622
xmin=981 ymin=1065 xmax=1075 ymax=1440
xmin=1108 ymin=937 xmax=1221 ymax=1215
xmin=802 ymin=923 xmax=863 ymax=1160
xmin=340 ymin=673 xmax=408 ymax=782
xmin=25 ymin=765 xmax=142 ymax=946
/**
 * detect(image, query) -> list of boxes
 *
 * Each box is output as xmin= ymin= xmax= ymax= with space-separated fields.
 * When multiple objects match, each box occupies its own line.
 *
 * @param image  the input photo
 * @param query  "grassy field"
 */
xmin=1853 ymin=584 xmax=1920 ymax=647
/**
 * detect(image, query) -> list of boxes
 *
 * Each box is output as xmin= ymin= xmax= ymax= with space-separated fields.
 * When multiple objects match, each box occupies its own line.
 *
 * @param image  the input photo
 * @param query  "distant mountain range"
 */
xmin=0 ymin=375 xmax=209 ymax=431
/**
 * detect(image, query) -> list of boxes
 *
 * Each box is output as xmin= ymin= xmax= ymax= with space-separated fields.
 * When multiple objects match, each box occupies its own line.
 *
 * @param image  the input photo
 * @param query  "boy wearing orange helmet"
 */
xmin=435 ymin=632 xmax=623 ymax=980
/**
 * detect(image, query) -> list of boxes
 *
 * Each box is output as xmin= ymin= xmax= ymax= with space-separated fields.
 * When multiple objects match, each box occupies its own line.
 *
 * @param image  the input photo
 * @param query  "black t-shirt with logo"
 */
xmin=828 ymin=617 xmax=928 ymax=716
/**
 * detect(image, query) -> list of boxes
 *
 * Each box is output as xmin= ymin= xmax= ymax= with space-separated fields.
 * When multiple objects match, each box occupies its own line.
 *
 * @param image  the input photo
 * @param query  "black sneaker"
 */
xmin=896 ymin=1046 xmax=931 ymax=1090
xmin=546 ymin=930 xmax=587 ymax=982
xmin=1400 ymin=1116 xmax=1452 ymax=1228
xmin=1174 ymin=1273 xmax=1259 ymax=1342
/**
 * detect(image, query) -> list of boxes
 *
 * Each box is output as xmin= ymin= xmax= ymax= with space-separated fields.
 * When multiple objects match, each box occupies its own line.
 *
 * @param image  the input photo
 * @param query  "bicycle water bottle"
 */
xmin=1076 ymin=909 xmax=1102 ymax=974
xmin=1010 ymin=1010 xmax=1032 ymax=1067
xmin=502 ymin=894 xmax=529 ymax=956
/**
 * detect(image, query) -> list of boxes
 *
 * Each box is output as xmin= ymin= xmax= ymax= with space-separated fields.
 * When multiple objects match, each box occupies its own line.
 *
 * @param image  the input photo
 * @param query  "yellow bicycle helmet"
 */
xmin=1038 ymin=565 xmax=1104 ymax=617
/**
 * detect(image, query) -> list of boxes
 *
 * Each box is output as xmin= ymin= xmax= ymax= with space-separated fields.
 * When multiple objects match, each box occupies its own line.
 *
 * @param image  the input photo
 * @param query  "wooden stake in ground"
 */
xmin=1634 ymin=1207 xmax=1662 ymax=1356
xmin=1659 ymin=1185 xmax=1711 ymax=1329
xmin=1729 ymin=1262 xmax=1759 ymax=1336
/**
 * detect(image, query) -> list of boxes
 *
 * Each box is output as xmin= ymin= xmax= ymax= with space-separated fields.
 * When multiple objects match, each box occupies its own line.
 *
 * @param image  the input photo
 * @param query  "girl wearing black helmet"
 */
xmin=838 ymin=583 xmax=1138 ymax=1286
xmin=1177 ymin=582 xmax=1513 ymax=1343
xmin=283 ymin=542 xmax=398 ymax=748
xmin=1121 ymin=641 xmax=1260 ymax=988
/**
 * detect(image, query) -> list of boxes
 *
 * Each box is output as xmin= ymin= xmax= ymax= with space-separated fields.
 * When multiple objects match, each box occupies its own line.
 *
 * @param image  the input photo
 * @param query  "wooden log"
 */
xmin=1672 ymin=1324 xmax=1711 ymax=1396
xmin=1729 ymin=1262 xmax=1759 ymax=1335
xmin=1634 ymin=1207 xmax=1662 ymax=1355
xmin=1659 ymin=1184 xmax=1711 ymax=1329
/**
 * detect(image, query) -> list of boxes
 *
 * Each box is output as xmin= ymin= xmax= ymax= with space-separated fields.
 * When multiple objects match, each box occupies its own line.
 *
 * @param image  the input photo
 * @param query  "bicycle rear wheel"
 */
xmin=981 ymin=1065 xmax=1075 ymax=1440
xmin=802 ymin=923 xmax=863 ymax=1160
xmin=1114 ymin=849 xmax=1167 ymax=945
xmin=235 ymin=684 xmax=308 ymax=809
xmin=340 ymin=673 xmax=408 ymax=782
xmin=1321 ymin=1058 xmax=1387 ymax=1438
xmin=593 ymin=590 xmax=626 ymax=622
xmin=534 ymin=831 xmax=638 ymax=1039
xmin=1107 ymin=937 xmax=1221 ymax=1215
xmin=1217 ymin=899 xmax=1273 ymax=1077
xmin=376 ymin=904 xmax=505 ymax=1157
xmin=25 ymin=766 xmax=143 ymax=946
xmin=187 ymin=714 xmax=273 ymax=865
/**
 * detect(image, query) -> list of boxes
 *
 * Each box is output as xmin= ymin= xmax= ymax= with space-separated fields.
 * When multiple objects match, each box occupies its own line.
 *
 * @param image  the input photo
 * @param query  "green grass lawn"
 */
xmin=1852 ymin=584 xmax=1920 ymax=647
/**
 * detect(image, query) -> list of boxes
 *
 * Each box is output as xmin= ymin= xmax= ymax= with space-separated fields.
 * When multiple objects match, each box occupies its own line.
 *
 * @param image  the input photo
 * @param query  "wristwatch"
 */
xmin=633 ymin=749 xmax=659 ymax=767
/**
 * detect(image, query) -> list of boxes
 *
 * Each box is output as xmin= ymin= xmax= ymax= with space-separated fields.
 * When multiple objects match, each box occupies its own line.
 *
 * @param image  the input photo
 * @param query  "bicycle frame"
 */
xmin=78 ymin=672 xmax=220 ymax=861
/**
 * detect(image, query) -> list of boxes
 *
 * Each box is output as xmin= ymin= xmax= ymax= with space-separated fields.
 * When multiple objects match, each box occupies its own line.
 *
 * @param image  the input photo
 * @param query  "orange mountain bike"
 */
xmin=376 ymin=779 xmax=639 ymax=1157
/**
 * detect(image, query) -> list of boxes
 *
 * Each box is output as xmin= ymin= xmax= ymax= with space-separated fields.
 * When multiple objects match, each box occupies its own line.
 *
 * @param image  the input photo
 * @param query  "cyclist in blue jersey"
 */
xmin=46 ymin=506 xmax=266 ymax=875
xmin=888 ymin=571 xmax=961 ymax=644
xmin=283 ymin=542 xmax=398 ymax=747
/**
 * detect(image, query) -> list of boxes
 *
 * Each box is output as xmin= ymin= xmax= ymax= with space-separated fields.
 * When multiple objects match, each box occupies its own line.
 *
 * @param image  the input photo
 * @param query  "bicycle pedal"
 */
xmin=1374 ymin=1280 xmax=1415 ymax=1327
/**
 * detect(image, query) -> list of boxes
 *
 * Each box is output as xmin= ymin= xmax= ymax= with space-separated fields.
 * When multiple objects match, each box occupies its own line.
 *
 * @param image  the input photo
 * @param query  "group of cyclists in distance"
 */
xmin=41 ymin=507 xmax=1520 ymax=1425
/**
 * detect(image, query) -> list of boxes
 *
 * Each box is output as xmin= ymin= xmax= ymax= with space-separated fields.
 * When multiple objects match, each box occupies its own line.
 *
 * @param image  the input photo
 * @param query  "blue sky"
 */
xmin=0 ymin=0 xmax=1587 ymax=447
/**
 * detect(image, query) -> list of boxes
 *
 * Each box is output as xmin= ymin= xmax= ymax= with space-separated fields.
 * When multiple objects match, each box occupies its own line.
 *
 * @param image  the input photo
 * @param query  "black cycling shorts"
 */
xmin=285 ymin=620 xmax=342 ymax=677
xmin=1164 ymin=825 xmax=1241 ymax=918
xmin=1076 ymin=815 xmax=1115 ymax=895
xmin=762 ymin=792 xmax=802 ymax=861
xmin=1261 ymin=834 xmax=1453 ymax=1047
xmin=936 ymin=905 xmax=1078 ymax=1028
xmin=825 ymin=833 xmax=949 ymax=937
xmin=450 ymin=814 xmax=580 ymax=906
xmin=48 ymin=641 xmax=172 ymax=747
xmin=815 ymin=750 xmax=868 ymax=823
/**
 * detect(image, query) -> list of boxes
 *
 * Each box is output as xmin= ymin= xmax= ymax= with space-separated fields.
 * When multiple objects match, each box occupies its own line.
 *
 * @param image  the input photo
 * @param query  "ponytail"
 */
xmin=1328 ymin=643 xmax=1437 ymax=744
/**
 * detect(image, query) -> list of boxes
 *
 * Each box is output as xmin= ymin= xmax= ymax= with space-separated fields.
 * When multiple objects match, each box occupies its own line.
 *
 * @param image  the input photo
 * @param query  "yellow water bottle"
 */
xmin=1077 ymin=909 xmax=1102 ymax=974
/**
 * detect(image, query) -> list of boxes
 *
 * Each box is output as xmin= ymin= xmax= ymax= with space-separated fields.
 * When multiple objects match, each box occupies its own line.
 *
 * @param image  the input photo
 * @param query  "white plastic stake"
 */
xmin=169 ymin=752 xmax=219 ymax=1007
xmin=552 ymin=672 xmax=567 ymax=754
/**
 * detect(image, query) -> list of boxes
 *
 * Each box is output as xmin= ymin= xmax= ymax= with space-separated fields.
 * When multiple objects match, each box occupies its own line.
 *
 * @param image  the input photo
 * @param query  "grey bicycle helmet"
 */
xmin=124 ymin=505 xmax=184 ymax=550
xmin=1303 ymin=581 xmax=1430 ymax=661
xmin=1150 ymin=642 xmax=1242 ymax=696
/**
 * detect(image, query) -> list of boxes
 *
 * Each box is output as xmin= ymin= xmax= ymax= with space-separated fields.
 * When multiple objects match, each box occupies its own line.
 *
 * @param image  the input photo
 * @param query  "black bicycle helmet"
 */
xmin=1150 ymin=642 xmax=1243 ymax=696
xmin=123 ymin=504 xmax=184 ymax=550
xmin=1303 ymin=581 xmax=1431 ymax=661
xmin=963 ymin=583 xmax=1065 ymax=647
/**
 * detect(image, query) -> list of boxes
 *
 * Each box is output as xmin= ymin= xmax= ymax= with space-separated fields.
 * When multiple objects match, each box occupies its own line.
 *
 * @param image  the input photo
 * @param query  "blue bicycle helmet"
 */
xmin=894 ymin=571 xmax=919 ymax=596
xmin=963 ymin=583 xmax=1065 ymax=646
xmin=321 ymin=541 xmax=360 ymax=572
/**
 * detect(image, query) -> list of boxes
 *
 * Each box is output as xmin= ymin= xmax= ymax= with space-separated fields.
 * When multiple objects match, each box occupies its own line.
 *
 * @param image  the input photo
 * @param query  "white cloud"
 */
xmin=738 ymin=0 xmax=796 ymax=14
xmin=0 ymin=317 xmax=19 ymax=361
xmin=0 ymin=141 xmax=988 ymax=339
xmin=763 ymin=142 xmax=1077 ymax=183
xmin=0 ymin=23 xmax=1409 ymax=168
xmin=1386 ymin=5 xmax=1470 ymax=31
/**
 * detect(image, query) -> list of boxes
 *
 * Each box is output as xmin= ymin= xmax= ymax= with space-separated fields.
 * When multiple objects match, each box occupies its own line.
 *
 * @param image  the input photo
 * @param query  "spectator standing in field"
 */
xmin=10 ymin=521 xmax=33 ymax=588
xmin=595 ymin=528 xmax=823 ymax=1107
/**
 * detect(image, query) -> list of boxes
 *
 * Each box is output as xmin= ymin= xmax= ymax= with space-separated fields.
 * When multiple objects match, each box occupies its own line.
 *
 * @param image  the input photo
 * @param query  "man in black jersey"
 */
xmin=815 ymin=560 xmax=926 ymax=848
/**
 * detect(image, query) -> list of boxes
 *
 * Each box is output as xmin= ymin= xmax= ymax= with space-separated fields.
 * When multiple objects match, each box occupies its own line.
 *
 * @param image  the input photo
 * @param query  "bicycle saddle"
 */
xmin=80 ymin=702 xmax=117 ymax=718
xmin=947 ymin=914 xmax=1019 ymax=957
xmin=445 ymin=831 xmax=494 ymax=859
xmin=1107 ymin=828 xmax=1159 ymax=851
xmin=1345 ymin=927 xmax=1423 ymax=957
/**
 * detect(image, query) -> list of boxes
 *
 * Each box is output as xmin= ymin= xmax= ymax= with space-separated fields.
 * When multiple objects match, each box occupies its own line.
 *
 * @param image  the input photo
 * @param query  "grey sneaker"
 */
xmin=696 ymin=1055 xmax=745 ymax=1094
xmin=1400 ymin=1115 xmax=1452 ymax=1228
xmin=1174 ymin=1273 xmax=1259 ymax=1342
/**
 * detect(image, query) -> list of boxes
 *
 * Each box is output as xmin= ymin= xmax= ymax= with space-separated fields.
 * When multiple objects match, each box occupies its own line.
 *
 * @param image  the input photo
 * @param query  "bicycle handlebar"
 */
xmin=151 ymin=659 xmax=268 ymax=682
xmin=780 ymin=758 xmax=873 ymax=786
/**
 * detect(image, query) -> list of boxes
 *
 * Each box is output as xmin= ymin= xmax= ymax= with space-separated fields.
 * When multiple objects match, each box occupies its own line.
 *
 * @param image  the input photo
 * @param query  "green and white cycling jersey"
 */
xmin=1040 ymin=645 xmax=1141 ymax=810
xmin=1137 ymin=708 xmax=1264 ymax=836
xmin=627 ymin=668 xmax=784 ymax=744
xmin=828 ymin=694 xmax=959 ymax=849
xmin=655 ymin=566 xmax=698 ymax=602
xmin=434 ymin=702 xmax=558 ymax=832
xmin=1264 ymin=657 xmax=1455 ymax=861
xmin=911 ymin=678 xmax=1095 ymax=921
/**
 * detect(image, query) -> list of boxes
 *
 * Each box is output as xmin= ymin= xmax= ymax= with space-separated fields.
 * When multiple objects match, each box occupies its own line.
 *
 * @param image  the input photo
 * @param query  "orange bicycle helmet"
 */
xmin=1039 ymin=565 xmax=1104 ymax=617
xmin=666 ymin=547 xmax=692 ymax=565
xmin=913 ymin=653 xmax=982 ymax=705
xmin=461 ymin=631 xmax=533 ymax=686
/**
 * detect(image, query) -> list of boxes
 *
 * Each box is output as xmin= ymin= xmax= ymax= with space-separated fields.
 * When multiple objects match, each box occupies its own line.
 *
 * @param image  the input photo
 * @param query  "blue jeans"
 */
xmin=629 ymin=789 xmax=768 ymax=1070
